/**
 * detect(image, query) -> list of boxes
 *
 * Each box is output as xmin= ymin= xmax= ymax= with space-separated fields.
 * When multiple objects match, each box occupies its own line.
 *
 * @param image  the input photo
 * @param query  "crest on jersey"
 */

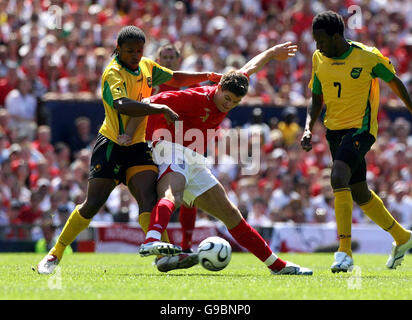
xmin=350 ymin=67 xmax=363 ymax=79
xmin=201 ymin=108 xmax=211 ymax=122
xmin=147 ymin=77 xmax=152 ymax=88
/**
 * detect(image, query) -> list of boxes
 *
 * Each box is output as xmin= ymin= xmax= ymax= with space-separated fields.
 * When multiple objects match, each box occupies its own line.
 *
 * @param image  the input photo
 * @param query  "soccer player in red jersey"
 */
xmin=152 ymin=43 xmax=199 ymax=253
xmin=120 ymin=42 xmax=313 ymax=275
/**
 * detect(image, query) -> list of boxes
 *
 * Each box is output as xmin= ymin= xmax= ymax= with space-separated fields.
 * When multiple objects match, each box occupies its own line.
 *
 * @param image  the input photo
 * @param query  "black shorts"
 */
xmin=89 ymin=133 xmax=158 ymax=185
xmin=326 ymin=129 xmax=375 ymax=185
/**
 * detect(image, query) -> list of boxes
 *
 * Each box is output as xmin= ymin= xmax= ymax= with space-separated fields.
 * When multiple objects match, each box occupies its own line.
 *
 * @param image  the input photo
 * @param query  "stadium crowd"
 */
xmin=1 ymin=0 xmax=412 ymax=243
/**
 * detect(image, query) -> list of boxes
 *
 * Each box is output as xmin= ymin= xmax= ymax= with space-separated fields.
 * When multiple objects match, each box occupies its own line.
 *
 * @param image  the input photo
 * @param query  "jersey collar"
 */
xmin=331 ymin=42 xmax=354 ymax=60
xmin=115 ymin=56 xmax=141 ymax=76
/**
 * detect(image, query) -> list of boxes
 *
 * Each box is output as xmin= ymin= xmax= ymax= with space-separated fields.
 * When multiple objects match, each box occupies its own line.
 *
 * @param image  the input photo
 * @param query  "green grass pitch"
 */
xmin=1 ymin=252 xmax=412 ymax=300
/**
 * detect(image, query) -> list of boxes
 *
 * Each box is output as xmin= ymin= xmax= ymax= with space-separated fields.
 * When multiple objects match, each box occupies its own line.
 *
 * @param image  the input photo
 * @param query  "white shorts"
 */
xmin=151 ymin=140 xmax=219 ymax=206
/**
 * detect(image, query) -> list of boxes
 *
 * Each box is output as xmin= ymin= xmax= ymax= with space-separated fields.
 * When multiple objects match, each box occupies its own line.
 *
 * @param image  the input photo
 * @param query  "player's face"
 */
xmin=313 ymin=29 xmax=338 ymax=58
xmin=214 ymin=87 xmax=243 ymax=112
xmin=158 ymin=48 xmax=180 ymax=70
xmin=117 ymin=40 xmax=144 ymax=71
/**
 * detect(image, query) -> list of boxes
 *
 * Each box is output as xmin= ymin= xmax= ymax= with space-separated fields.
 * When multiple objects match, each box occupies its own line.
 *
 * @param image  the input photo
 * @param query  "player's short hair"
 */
xmin=157 ymin=43 xmax=180 ymax=59
xmin=113 ymin=26 xmax=146 ymax=56
xmin=220 ymin=70 xmax=249 ymax=97
xmin=312 ymin=10 xmax=345 ymax=37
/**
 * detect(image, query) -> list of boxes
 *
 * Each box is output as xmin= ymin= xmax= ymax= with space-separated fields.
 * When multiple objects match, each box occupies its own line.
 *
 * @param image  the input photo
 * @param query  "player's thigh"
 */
xmin=127 ymin=168 xmax=158 ymax=212
xmin=124 ymin=142 xmax=159 ymax=212
xmin=194 ymin=182 xmax=242 ymax=229
xmin=79 ymin=178 xmax=117 ymax=219
xmin=327 ymin=129 xmax=374 ymax=189
xmin=156 ymin=170 xmax=186 ymax=208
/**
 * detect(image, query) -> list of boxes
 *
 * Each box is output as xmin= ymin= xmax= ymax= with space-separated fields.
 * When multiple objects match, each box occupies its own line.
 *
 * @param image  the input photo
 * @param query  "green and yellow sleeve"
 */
xmin=371 ymin=48 xmax=396 ymax=82
xmin=151 ymin=61 xmax=173 ymax=87
xmin=102 ymin=70 xmax=128 ymax=108
xmin=308 ymin=53 xmax=322 ymax=95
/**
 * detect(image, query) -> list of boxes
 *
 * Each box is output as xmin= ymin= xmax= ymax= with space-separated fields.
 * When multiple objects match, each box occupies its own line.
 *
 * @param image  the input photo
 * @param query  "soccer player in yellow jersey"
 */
xmin=37 ymin=25 xmax=221 ymax=274
xmin=301 ymin=11 xmax=412 ymax=272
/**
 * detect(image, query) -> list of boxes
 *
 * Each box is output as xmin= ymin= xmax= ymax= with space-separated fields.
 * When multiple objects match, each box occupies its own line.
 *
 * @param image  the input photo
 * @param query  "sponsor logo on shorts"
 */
xmin=91 ymin=164 xmax=102 ymax=173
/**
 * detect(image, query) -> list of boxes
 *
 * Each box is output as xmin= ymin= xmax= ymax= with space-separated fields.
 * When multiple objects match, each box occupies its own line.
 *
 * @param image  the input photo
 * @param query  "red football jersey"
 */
xmin=146 ymin=86 xmax=228 ymax=154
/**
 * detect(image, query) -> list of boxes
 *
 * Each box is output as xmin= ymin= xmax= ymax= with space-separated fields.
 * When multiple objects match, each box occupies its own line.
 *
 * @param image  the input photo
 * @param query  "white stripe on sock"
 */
xmin=264 ymin=254 xmax=278 ymax=266
xmin=146 ymin=230 xmax=161 ymax=241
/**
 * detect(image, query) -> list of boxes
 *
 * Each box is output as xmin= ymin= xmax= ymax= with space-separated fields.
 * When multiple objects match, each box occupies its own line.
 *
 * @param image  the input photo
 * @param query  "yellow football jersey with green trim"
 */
xmin=100 ymin=56 xmax=173 ymax=144
xmin=309 ymin=40 xmax=396 ymax=138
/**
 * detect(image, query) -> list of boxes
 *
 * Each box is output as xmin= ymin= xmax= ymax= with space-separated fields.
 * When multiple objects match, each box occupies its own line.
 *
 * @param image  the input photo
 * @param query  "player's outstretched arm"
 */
xmin=113 ymin=97 xmax=179 ymax=120
xmin=387 ymin=75 xmax=412 ymax=113
xmin=239 ymin=42 xmax=298 ymax=77
xmin=165 ymin=71 xmax=222 ymax=88
xmin=301 ymin=92 xmax=323 ymax=152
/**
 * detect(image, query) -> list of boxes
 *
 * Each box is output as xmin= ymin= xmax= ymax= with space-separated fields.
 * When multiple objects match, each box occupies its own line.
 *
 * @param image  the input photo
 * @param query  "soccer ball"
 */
xmin=197 ymin=236 xmax=232 ymax=271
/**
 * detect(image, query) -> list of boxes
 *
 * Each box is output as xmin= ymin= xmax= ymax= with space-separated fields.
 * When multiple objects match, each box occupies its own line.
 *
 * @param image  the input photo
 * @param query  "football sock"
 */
xmin=334 ymin=188 xmax=353 ymax=257
xmin=144 ymin=198 xmax=175 ymax=243
xmin=360 ymin=190 xmax=411 ymax=245
xmin=49 ymin=206 xmax=91 ymax=260
xmin=179 ymin=205 xmax=197 ymax=250
xmin=139 ymin=211 xmax=170 ymax=243
xmin=229 ymin=218 xmax=286 ymax=271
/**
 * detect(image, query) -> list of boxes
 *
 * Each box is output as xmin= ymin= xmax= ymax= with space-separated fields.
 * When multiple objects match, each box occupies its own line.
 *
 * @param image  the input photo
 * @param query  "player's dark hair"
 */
xmin=112 ymin=26 xmax=146 ymax=56
xmin=312 ymin=10 xmax=345 ymax=37
xmin=220 ymin=70 xmax=249 ymax=97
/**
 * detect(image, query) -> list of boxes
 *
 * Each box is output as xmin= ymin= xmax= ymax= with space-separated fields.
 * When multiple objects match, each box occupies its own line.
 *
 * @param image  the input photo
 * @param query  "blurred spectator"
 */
xmin=18 ymin=191 xmax=43 ymax=225
xmin=35 ymin=177 xmax=52 ymax=212
xmin=387 ymin=181 xmax=412 ymax=225
xmin=247 ymin=197 xmax=272 ymax=227
xmin=34 ymin=218 xmax=73 ymax=254
xmin=4 ymin=76 xmax=37 ymax=140
xmin=0 ymin=63 xmax=19 ymax=107
xmin=277 ymin=106 xmax=301 ymax=147
xmin=68 ymin=116 xmax=95 ymax=158
xmin=268 ymin=173 xmax=300 ymax=213
xmin=243 ymin=107 xmax=271 ymax=145
xmin=32 ymin=125 xmax=54 ymax=155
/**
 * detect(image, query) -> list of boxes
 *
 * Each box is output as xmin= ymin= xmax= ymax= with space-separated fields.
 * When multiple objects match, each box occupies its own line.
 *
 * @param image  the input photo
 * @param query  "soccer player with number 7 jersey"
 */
xmin=301 ymin=11 xmax=412 ymax=273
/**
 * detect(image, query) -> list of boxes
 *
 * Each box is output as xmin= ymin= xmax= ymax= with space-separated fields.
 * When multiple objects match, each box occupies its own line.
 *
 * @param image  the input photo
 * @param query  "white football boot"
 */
xmin=271 ymin=261 xmax=313 ymax=275
xmin=331 ymin=252 xmax=354 ymax=273
xmin=139 ymin=241 xmax=182 ymax=257
xmin=156 ymin=253 xmax=199 ymax=272
xmin=37 ymin=254 xmax=59 ymax=275
xmin=386 ymin=232 xmax=412 ymax=269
